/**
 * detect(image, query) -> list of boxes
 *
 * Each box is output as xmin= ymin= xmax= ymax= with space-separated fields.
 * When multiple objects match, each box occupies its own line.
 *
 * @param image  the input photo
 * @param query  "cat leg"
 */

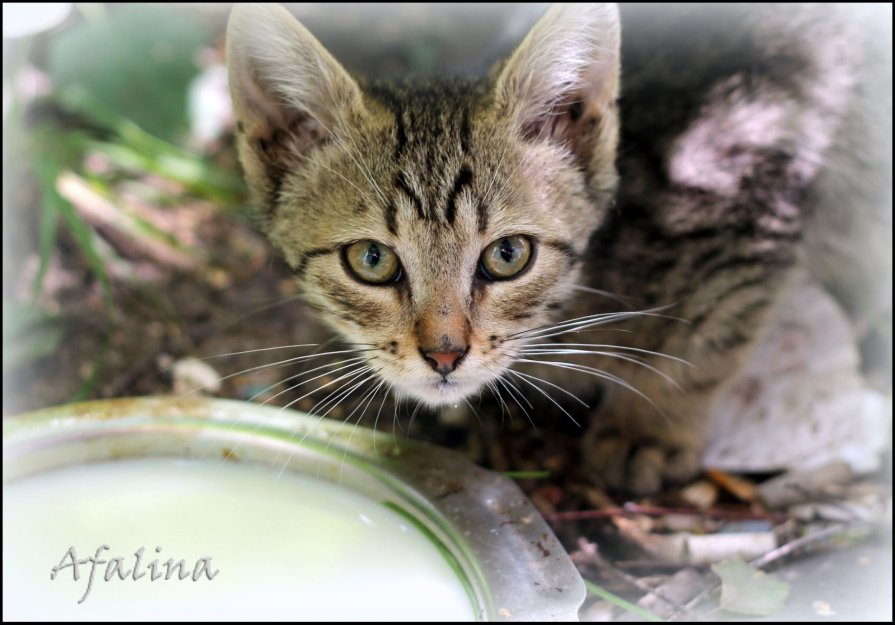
xmin=582 ymin=365 xmax=711 ymax=495
xmin=579 ymin=269 xmax=800 ymax=494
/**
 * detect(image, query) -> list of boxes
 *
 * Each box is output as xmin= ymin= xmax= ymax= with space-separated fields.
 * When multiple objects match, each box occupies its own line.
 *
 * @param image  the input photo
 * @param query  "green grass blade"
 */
xmin=502 ymin=470 xmax=551 ymax=479
xmin=31 ymin=169 xmax=60 ymax=301
xmin=35 ymin=159 xmax=112 ymax=307
xmin=583 ymin=578 xmax=665 ymax=622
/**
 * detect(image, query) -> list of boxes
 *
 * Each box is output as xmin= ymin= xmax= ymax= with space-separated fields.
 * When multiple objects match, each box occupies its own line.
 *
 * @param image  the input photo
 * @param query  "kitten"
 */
xmin=225 ymin=4 xmax=891 ymax=493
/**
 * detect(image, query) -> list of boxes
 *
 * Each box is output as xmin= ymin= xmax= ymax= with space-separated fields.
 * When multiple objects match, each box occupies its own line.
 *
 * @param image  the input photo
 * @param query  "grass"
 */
xmin=583 ymin=577 xmax=665 ymax=622
xmin=3 ymin=7 xmax=245 ymax=397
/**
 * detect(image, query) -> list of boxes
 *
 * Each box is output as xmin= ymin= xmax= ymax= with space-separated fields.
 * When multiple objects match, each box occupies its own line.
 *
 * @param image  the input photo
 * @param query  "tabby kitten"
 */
xmin=226 ymin=4 xmax=890 ymax=494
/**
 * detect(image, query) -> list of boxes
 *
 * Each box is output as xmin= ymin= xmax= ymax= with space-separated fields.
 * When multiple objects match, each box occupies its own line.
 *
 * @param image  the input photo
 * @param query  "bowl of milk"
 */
xmin=3 ymin=397 xmax=584 ymax=621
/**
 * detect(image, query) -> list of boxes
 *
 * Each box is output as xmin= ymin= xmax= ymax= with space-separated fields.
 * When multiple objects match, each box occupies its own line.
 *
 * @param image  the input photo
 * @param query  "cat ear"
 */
xmin=494 ymin=4 xmax=620 ymax=164
xmin=226 ymin=4 xmax=363 ymax=178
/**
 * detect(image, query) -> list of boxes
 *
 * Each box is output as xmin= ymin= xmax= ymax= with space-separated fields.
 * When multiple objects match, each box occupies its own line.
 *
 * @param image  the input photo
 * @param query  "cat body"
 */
xmin=226 ymin=4 xmax=891 ymax=493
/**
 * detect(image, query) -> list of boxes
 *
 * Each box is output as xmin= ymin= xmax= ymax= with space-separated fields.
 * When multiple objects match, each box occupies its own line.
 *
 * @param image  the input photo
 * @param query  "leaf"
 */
xmin=51 ymin=89 xmax=245 ymax=204
xmin=47 ymin=4 xmax=208 ymax=143
xmin=34 ymin=158 xmax=112 ymax=307
xmin=712 ymin=558 xmax=790 ymax=616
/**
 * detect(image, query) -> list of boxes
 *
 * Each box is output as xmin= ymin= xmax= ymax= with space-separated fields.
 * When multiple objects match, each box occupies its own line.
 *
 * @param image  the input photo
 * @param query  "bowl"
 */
xmin=3 ymin=397 xmax=584 ymax=621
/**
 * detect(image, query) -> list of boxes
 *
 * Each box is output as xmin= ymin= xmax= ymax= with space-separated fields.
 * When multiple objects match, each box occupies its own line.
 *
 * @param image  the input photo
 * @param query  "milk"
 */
xmin=3 ymin=458 xmax=475 ymax=621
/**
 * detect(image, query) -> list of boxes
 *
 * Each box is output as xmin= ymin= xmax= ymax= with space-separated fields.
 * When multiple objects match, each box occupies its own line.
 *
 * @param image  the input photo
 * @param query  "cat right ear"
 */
xmin=493 ymin=4 xmax=620 ymax=170
xmin=226 ymin=4 xmax=364 ymax=188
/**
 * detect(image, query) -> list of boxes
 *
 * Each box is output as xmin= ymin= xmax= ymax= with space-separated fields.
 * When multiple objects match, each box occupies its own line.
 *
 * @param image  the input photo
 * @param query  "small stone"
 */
xmin=171 ymin=357 xmax=222 ymax=395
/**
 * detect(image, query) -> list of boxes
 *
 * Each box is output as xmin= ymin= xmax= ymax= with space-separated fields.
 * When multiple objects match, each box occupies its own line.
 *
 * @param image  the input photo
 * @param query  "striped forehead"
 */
xmin=365 ymin=80 xmax=489 ymax=236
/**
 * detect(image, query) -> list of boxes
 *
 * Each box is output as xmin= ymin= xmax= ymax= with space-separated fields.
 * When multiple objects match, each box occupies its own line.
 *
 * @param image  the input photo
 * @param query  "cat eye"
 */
xmin=479 ymin=235 xmax=534 ymax=280
xmin=342 ymin=240 xmax=402 ymax=285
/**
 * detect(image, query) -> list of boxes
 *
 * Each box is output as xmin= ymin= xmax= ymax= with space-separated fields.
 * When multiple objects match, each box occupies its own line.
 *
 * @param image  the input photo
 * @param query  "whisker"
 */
xmin=486 ymin=379 xmax=509 ymax=422
xmin=494 ymin=374 xmax=534 ymax=430
xmin=254 ymin=357 xmax=368 ymax=405
xmin=204 ymin=343 xmax=319 ymax=358
xmin=343 ymin=377 xmax=387 ymax=430
xmin=515 ymin=358 xmax=667 ymax=419
xmin=337 ymin=377 xmax=388 ymax=481
xmin=391 ymin=392 xmax=403 ymax=441
xmin=508 ymin=311 xmax=686 ymax=342
xmin=508 ymin=368 xmax=590 ymax=408
xmin=520 ymin=348 xmax=684 ymax=393
xmin=407 ymin=399 xmax=425 ymax=436
xmin=520 ymin=343 xmax=693 ymax=367
xmin=302 ymin=368 xmax=376 ymax=418
xmin=461 ymin=397 xmax=484 ymax=427
xmin=371 ymin=383 xmax=394 ymax=460
xmin=504 ymin=310 xmax=651 ymax=341
xmin=218 ymin=294 xmax=306 ymax=331
xmin=288 ymin=91 xmax=390 ymax=208
xmin=571 ymin=284 xmax=638 ymax=309
xmin=201 ymin=363 xmax=368 ymax=462
xmin=508 ymin=369 xmax=580 ymax=428
xmin=179 ymin=347 xmax=376 ymax=397
xmin=276 ymin=370 xmax=379 ymax=480
xmin=509 ymin=306 xmax=685 ymax=340
xmin=489 ymin=52 xmax=566 ymax=209
xmin=277 ymin=365 xmax=372 ymax=421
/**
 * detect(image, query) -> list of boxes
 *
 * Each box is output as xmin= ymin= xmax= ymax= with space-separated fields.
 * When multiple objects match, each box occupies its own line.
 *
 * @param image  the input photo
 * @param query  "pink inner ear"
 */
xmin=519 ymin=96 xmax=602 ymax=164
xmin=251 ymin=114 xmax=330 ymax=170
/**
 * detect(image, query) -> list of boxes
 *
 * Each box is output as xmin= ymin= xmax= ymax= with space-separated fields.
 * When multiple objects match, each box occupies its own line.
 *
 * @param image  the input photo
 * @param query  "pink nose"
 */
xmin=421 ymin=349 xmax=467 ymax=375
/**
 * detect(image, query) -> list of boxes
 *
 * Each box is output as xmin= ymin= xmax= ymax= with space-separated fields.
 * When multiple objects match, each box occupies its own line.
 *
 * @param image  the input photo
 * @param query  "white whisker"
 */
xmin=571 ymin=284 xmax=638 ymax=309
xmin=508 ymin=306 xmax=682 ymax=341
xmin=516 ymin=358 xmax=666 ymax=419
xmin=303 ymin=368 xmax=376 ymax=418
xmin=509 ymin=368 xmax=590 ymax=408
xmin=520 ymin=348 xmax=684 ymax=393
xmin=255 ymin=357 xmax=368 ymax=405
xmin=278 ymin=365 xmax=371 ymax=418
xmin=521 ymin=343 xmax=693 ymax=367
xmin=371 ymin=383 xmax=394 ymax=460
xmin=508 ymin=369 xmax=580 ymax=427
xmin=494 ymin=374 xmax=535 ymax=430
xmin=407 ymin=399 xmax=424 ymax=436
xmin=179 ymin=347 xmax=375 ymax=398
xmin=337 ymin=377 xmax=388 ymax=481
xmin=486 ymin=379 xmax=510 ymax=422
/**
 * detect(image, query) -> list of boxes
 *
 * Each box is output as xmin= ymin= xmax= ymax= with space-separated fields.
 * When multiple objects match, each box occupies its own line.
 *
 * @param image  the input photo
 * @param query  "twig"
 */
xmin=749 ymin=522 xmax=867 ymax=569
xmin=546 ymin=504 xmax=789 ymax=523
xmin=576 ymin=538 xmax=689 ymax=616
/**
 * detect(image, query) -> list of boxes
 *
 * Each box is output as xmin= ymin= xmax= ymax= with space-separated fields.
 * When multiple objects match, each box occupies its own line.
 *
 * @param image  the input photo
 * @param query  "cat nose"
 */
xmin=421 ymin=348 xmax=468 ymax=375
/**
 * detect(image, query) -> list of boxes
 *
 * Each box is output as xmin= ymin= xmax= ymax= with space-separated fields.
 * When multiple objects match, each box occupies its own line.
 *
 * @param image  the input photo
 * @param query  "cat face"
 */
xmin=227 ymin=4 xmax=620 ymax=406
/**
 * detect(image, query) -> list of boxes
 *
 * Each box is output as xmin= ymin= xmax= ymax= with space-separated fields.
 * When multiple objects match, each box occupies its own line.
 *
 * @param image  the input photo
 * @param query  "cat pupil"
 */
xmin=365 ymin=244 xmax=381 ymax=267
xmin=499 ymin=239 xmax=516 ymax=263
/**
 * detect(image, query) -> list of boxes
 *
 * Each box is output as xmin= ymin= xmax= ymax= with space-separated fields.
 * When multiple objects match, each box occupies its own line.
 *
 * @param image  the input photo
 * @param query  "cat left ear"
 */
xmin=494 ymin=4 xmax=620 ymax=166
xmin=226 ymin=4 xmax=364 ymax=184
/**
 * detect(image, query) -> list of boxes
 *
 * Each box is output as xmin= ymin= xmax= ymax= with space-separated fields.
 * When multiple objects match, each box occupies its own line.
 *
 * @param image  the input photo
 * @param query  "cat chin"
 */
xmin=397 ymin=378 xmax=483 ymax=408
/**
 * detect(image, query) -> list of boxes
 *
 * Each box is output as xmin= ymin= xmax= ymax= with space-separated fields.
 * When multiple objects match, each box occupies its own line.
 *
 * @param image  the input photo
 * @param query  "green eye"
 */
xmin=343 ymin=240 xmax=401 ymax=284
xmin=479 ymin=235 xmax=534 ymax=280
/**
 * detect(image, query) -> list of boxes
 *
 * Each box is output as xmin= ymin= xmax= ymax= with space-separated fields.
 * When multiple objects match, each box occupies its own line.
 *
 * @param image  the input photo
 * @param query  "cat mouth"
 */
xmin=400 ymin=377 xmax=482 ymax=406
xmin=435 ymin=380 xmax=459 ymax=393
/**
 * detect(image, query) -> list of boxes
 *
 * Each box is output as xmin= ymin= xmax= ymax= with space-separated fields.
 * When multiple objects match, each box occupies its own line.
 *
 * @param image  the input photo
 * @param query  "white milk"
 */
xmin=3 ymin=458 xmax=475 ymax=621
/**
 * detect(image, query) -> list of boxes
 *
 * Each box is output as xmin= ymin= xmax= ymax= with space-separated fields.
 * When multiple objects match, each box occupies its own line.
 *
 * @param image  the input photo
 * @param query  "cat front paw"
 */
xmin=583 ymin=426 xmax=703 ymax=495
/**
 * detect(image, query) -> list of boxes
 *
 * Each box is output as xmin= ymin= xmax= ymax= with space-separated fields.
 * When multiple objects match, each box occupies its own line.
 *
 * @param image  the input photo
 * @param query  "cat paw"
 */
xmin=583 ymin=429 xmax=702 ymax=495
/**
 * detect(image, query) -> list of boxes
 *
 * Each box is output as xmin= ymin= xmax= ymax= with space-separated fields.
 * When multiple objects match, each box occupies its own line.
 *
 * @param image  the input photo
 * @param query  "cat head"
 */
xmin=226 ymin=3 xmax=620 ymax=406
